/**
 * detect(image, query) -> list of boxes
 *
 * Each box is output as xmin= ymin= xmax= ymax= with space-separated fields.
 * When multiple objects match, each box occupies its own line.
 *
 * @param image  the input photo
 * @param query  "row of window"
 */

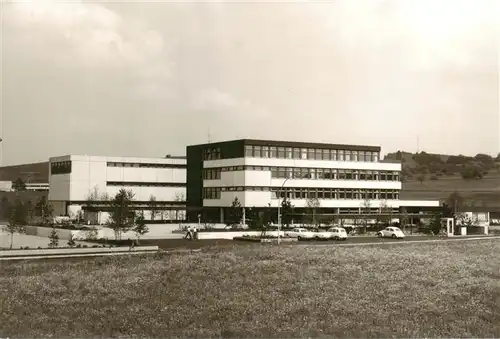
xmin=107 ymin=181 xmax=186 ymax=188
xmin=203 ymin=166 xmax=400 ymax=181
xmin=203 ymin=187 xmax=400 ymax=200
xmin=203 ymin=148 xmax=221 ymax=160
xmin=107 ymin=162 xmax=186 ymax=169
xmin=244 ymin=145 xmax=379 ymax=162
xmin=51 ymin=161 xmax=72 ymax=175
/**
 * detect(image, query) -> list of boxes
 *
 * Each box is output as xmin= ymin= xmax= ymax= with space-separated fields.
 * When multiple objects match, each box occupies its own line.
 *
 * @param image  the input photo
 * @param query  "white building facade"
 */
xmin=49 ymin=155 xmax=186 ymax=223
xmin=186 ymin=139 xmax=440 ymax=223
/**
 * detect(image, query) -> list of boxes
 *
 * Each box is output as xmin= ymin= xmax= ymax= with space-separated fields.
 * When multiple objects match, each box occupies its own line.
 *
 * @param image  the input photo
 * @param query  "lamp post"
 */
xmin=276 ymin=177 xmax=290 ymax=245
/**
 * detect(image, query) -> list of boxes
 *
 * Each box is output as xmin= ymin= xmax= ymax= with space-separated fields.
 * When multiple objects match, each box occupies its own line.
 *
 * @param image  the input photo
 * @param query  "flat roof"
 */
xmin=188 ymin=138 xmax=381 ymax=152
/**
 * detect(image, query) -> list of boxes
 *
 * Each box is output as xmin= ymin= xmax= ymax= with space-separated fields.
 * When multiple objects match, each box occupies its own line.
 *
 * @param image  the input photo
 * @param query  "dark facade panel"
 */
xmin=241 ymin=139 xmax=381 ymax=152
xmin=187 ymin=139 xmax=381 ymax=153
xmin=186 ymin=145 xmax=204 ymax=221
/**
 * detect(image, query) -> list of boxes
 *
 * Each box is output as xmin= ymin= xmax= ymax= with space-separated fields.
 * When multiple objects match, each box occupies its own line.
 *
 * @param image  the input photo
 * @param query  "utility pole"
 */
xmin=417 ymin=135 xmax=420 ymax=153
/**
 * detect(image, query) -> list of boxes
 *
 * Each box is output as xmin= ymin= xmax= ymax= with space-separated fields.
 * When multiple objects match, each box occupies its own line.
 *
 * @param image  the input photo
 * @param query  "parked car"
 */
xmin=285 ymin=227 xmax=315 ymax=240
xmin=377 ymin=227 xmax=405 ymax=239
xmin=313 ymin=229 xmax=334 ymax=240
xmin=326 ymin=227 xmax=348 ymax=240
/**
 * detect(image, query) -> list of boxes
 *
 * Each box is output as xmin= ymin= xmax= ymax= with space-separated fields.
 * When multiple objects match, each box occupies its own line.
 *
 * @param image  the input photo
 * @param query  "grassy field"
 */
xmin=1 ymin=240 xmax=500 ymax=338
xmin=402 ymin=173 xmax=500 ymax=205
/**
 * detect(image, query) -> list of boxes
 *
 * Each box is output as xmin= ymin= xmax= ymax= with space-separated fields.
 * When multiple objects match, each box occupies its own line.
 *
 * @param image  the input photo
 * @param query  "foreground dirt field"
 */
xmin=1 ymin=240 xmax=500 ymax=338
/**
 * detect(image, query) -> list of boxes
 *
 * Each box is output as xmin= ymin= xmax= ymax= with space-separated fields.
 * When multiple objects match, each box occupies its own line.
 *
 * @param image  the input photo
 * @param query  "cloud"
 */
xmin=4 ymin=0 xmax=164 ymax=67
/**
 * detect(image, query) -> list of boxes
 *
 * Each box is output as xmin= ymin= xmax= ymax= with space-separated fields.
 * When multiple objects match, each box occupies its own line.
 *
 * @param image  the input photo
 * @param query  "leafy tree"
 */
xmin=460 ymin=165 xmax=483 ymax=180
xmin=25 ymin=199 xmax=35 ymax=225
xmin=35 ymin=196 xmax=53 ymax=225
xmin=226 ymin=197 xmax=243 ymax=227
xmin=378 ymin=200 xmax=392 ymax=228
xmin=306 ymin=197 xmax=321 ymax=227
xmin=0 ymin=196 xmax=9 ymax=220
xmin=4 ymin=199 xmax=27 ymax=249
xmin=133 ymin=213 xmax=149 ymax=244
xmin=417 ymin=174 xmax=426 ymax=183
xmin=281 ymin=198 xmax=294 ymax=227
xmin=360 ymin=198 xmax=372 ymax=233
xmin=107 ymin=189 xmax=136 ymax=241
xmin=48 ymin=227 xmax=59 ymax=248
xmin=148 ymin=195 xmax=159 ymax=221
xmin=428 ymin=212 xmax=443 ymax=235
xmin=67 ymin=233 xmax=76 ymax=247
xmin=12 ymin=178 xmax=26 ymax=191
xmin=446 ymin=191 xmax=464 ymax=216
xmin=174 ymin=192 xmax=185 ymax=221
xmin=85 ymin=226 xmax=99 ymax=241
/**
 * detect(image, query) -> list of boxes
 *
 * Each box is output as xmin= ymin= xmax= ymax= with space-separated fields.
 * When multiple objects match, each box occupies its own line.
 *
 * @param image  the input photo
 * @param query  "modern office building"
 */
xmin=186 ymin=139 xmax=440 ymax=223
xmin=49 ymin=155 xmax=186 ymax=223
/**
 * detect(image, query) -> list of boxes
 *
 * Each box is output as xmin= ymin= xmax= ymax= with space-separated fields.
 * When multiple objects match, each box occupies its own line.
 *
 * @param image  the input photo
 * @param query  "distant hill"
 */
xmin=0 ymin=162 xmax=49 ymax=183
xmin=385 ymin=151 xmax=500 ymax=206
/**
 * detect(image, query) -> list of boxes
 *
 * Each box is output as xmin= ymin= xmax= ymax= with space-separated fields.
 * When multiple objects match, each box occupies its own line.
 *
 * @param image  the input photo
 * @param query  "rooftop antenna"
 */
xmin=207 ymin=128 xmax=212 ymax=143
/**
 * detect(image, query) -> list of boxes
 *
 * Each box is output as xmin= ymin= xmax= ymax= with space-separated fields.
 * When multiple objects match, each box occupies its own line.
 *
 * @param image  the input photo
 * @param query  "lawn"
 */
xmin=1 ymin=240 xmax=500 ymax=338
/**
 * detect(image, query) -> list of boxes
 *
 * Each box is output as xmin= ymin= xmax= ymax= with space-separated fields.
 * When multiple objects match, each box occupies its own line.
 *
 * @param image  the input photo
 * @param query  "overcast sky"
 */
xmin=1 ymin=0 xmax=499 ymax=165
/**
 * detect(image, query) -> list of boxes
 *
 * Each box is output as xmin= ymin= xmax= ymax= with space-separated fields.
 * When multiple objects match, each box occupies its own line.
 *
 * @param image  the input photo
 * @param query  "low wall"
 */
xmin=0 ymin=246 xmax=159 ymax=258
xmin=198 ymin=231 xmax=285 ymax=240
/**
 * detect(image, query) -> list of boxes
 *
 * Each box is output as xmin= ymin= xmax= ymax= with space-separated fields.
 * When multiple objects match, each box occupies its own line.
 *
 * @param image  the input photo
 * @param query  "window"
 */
xmin=302 ymin=168 xmax=311 ymax=179
xmin=262 ymin=146 xmax=269 ymax=158
xmin=310 ymin=168 xmax=316 ymax=179
xmin=293 ymin=168 xmax=301 ymax=179
xmin=317 ymin=189 xmax=324 ymax=199
xmin=315 ymin=149 xmax=323 ymax=160
xmin=352 ymin=151 xmax=358 ymax=162
xmin=345 ymin=170 xmax=353 ymax=180
xmin=366 ymin=152 xmax=373 ymax=162
xmin=309 ymin=189 xmax=317 ymax=199
xmin=293 ymin=148 xmax=301 ymax=159
xmin=359 ymin=171 xmax=366 ymax=180
xmin=285 ymin=167 xmax=293 ymax=179
xmin=316 ymin=168 xmax=324 ymax=179
xmin=372 ymin=152 xmax=379 ymax=162
xmin=301 ymin=148 xmax=308 ymax=159
xmin=253 ymin=146 xmax=262 ymax=158
xmin=345 ymin=150 xmax=351 ymax=161
xmin=286 ymin=147 xmax=293 ymax=159
xmin=339 ymin=190 xmax=345 ymax=199
xmin=278 ymin=167 xmax=286 ymax=178
xmin=324 ymin=189 xmax=332 ymax=199
xmin=323 ymin=149 xmax=330 ymax=161
xmin=323 ymin=168 xmax=331 ymax=179
xmin=270 ymin=147 xmax=278 ymax=158
xmin=338 ymin=170 xmax=346 ymax=180
xmin=307 ymin=148 xmax=315 ymax=160
xmin=245 ymin=145 xmax=253 ymax=157
xmin=331 ymin=150 xmax=337 ymax=161
xmin=338 ymin=150 xmax=344 ymax=161
xmin=278 ymin=147 xmax=286 ymax=159
xmin=380 ymin=172 xmax=387 ymax=181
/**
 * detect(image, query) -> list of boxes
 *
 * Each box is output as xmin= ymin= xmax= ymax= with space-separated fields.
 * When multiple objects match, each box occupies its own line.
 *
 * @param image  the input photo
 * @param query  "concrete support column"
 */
xmin=220 ymin=207 xmax=224 ymax=224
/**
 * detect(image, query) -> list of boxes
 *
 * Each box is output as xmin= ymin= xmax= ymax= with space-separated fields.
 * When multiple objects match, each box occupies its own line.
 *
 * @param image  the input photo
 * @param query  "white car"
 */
xmin=312 ymin=229 xmax=333 ymax=240
xmin=326 ymin=227 xmax=348 ymax=240
xmin=378 ymin=227 xmax=405 ymax=239
xmin=285 ymin=227 xmax=315 ymax=240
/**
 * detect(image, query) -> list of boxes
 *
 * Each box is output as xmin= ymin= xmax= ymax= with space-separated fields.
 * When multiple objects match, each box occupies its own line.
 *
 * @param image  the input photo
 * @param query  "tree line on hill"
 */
xmin=384 ymin=151 xmax=500 ymax=182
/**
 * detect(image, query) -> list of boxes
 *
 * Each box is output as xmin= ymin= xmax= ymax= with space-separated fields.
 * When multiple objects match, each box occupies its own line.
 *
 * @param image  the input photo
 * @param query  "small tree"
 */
xmin=360 ymin=198 xmax=372 ymax=233
xmin=67 ymin=233 xmax=76 ymax=247
xmin=148 ymin=195 xmax=159 ymax=221
xmin=12 ymin=178 xmax=26 ymax=191
xmin=25 ymin=199 xmax=35 ymax=225
xmin=400 ymin=207 xmax=409 ymax=232
xmin=4 ymin=199 xmax=27 ymax=249
xmin=48 ymin=227 xmax=59 ymax=248
xmin=107 ymin=189 xmax=136 ymax=241
xmin=378 ymin=200 xmax=392 ymax=228
xmin=306 ymin=197 xmax=321 ymax=227
xmin=35 ymin=196 xmax=53 ymax=225
xmin=226 ymin=197 xmax=243 ymax=228
xmin=133 ymin=213 xmax=149 ymax=244
xmin=281 ymin=198 xmax=294 ymax=228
